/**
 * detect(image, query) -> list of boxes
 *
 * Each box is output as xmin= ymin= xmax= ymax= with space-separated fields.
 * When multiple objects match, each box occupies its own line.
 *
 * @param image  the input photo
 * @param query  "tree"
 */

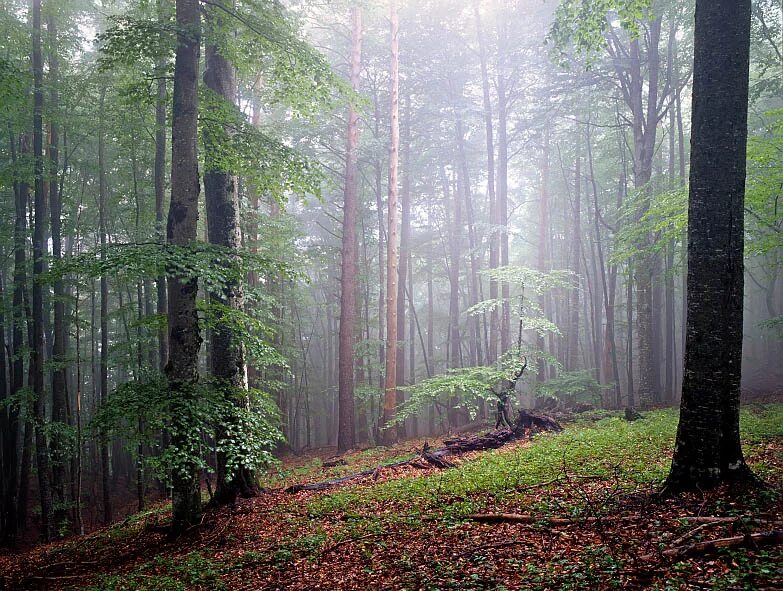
xmin=31 ymin=0 xmax=53 ymax=542
xmin=382 ymin=0 xmax=400 ymax=446
xmin=203 ymin=1 xmax=251 ymax=503
xmin=166 ymin=0 xmax=203 ymax=531
xmin=665 ymin=0 xmax=754 ymax=491
xmin=338 ymin=6 xmax=362 ymax=453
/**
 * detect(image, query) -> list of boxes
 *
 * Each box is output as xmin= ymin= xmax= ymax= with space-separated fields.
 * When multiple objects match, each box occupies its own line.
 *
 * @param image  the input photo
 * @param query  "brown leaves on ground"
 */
xmin=1 ymin=432 xmax=782 ymax=591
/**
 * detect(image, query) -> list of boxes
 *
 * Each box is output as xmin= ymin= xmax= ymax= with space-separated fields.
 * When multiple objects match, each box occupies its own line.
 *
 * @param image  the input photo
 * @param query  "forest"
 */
xmin=0 ymin=0 xmax=782 ymax=588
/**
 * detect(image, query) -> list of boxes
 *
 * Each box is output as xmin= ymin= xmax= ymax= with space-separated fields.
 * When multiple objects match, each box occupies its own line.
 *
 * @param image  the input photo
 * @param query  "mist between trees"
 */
xmin=0 ymin=0 xmax=780 ymax=543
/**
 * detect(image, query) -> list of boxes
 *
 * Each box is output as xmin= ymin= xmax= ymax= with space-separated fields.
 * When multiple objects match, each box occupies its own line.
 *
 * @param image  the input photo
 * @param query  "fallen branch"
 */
xmin=639 ymin=529 xmax=783 ymax=562
xmin=321 ymin=531 xmax=393 ymax=556
xmin=469 ymin=513 xmax=636 ymax=525
xmin=285 ymin=411 xmax=563 ymax=493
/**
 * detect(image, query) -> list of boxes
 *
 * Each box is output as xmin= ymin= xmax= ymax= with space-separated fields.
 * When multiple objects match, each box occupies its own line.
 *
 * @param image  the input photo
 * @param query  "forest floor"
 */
xmin=1 ymin=404 xmax=783 ymax=591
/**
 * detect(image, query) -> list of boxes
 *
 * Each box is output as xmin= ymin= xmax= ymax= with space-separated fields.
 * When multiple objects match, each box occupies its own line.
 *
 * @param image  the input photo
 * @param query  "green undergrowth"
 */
xmin=52 ymin=404 xmax=783 ymax=591
xmin=258 ymin=447 xmax=420 ymax=488
xmin=88 ymin=552 xmax=227 ymax=591
xmin=306 ymin=405 xmax=783 ymax=519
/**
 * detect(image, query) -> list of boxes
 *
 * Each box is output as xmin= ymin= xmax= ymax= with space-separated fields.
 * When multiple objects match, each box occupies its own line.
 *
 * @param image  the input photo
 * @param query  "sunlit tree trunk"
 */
xmin=382 ymin=0 xmax=400 ymax=445
xmin=666 ymin=0 xmax=754 ymax=491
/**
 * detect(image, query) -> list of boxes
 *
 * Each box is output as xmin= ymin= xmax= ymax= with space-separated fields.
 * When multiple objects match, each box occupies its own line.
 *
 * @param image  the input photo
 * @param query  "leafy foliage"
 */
xmin=548 ymin=0 xmax=652 ymax=64
xmin=94 ymin=376 xmax=282 ymax=484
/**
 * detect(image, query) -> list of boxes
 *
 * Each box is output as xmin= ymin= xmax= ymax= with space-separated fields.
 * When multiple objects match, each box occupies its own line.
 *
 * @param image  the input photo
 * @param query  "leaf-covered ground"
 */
xmin=1 ymin=405 xmax=782 ymax=591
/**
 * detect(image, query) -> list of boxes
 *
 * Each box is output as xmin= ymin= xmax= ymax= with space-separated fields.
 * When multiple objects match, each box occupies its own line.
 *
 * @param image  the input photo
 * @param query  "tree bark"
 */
xmin=167 ymin=0 xmax=203 ymax=531
xmin=382 ymin=0 xmax=400 ymax=446
xmin=47 ymin=11 xmax=69 ymax=532
xmin=97 ymin=88 xmax=112 ymax=526
xmin=666 ymin=0 xmax=753 ymax=491
xmin=338 ymin=6 xmax=362 ymax=452
xmin=475 ymin=1 xmax=499 ymax=364
xmin=32 ymin=0 xmax=53 ymax=541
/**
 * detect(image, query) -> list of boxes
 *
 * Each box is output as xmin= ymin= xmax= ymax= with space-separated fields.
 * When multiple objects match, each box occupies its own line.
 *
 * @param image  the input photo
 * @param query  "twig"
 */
xmin=639 ymin=529 xmax=783 ymax=562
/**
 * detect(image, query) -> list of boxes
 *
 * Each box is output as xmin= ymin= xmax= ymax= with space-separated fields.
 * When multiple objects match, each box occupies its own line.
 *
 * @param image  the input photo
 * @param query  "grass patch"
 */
xmin=306 ymin=405 xmax=783 ymax=519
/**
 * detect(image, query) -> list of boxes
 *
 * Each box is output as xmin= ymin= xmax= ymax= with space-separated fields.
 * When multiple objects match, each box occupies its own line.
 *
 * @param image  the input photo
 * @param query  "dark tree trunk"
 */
xmin=155 ymin=10 xmax=169 ymax=373
xmin=166 ymin=0 xmax=203 ymax=531
xmin=337 ymin=6 xmax=362 ymax=453
xmin=97 ymin=88 xmax=112 ymax=526
xmin=3 ymin=129 xmax=26 ymax=545
xmin=32 ymin=0 xmax=53 ymax=542
xmin=666 ymin=0 xmax=754 ymax=491
xmin=47 ymin=12 xmax=69 ymax=532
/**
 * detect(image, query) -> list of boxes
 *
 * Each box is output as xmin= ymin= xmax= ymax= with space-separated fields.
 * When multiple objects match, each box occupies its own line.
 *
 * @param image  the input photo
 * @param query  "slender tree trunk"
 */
xmin=586 ymin=123 xmax=621 ymax=406
xmin=97 ymin=88 xmax=112 ymax=526
xmin=3 ymin=130 xmax=25 ymax=545
xmin=382 ymin=0 xmax=400 ymax=445
xmin=497 ymin=14 xmax=511 ymax=352
xmin=455 ymin=113 xmax=484 ymax=367
xmin=536 ymin=127 xmax=551 ymax=379
xmin=338 ymin=6 xmax=362 ymax=452
xmin=475 ymin=1 xmax=499 ymax=364
xmin=373 ymin=91 xmax=385 ymax=400
xmin=32 ymin=0 xmax=53 ymax=541
xmin=568 ymin=156 xmax=581 ymax=371
xmin=666 ymin=0 xmax=754 ymax=490
xmin=155 ymin=7 xmax=169 ymax=373
xmin=396 ymin=92 xmax=411 ymax=439
xmin=167 ymin=0 xmax=202 ymax=531
xmin=47 ymin=12 xmax=69 ymax=532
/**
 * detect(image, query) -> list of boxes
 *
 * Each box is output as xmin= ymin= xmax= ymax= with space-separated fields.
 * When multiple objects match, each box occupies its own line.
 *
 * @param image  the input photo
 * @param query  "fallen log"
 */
xmin=639 ymin=529 xmax=783 ymax=562
xmin=284 ymin=410 xmax=562 ymax=494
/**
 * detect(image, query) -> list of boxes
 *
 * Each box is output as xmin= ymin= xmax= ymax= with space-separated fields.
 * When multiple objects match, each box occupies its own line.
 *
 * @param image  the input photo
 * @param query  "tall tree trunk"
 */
xmin=97 ymin=88 xmax=112 ymax=526
xmin=47 ymin=12 xmax=69 ymax=532
xmin=442 ymin=164 xmax=461 ymax=372
xmin=382 ymin=0 xmax=400 ymax=446
xmin=567 ymin=155 xmax=581 ymax=371
xmin=497 ymin=14 xmax=511 ymax=352
xmin=32 ymin=0 xmax=53 ymax=541
xmin=586 ymin=123 xmax=621 ymax=406
xmin=155 ymin=3 xmax=169 ymax=373
xmin=0 ymin=271 xmax=10 ymax=544
xmin=167 ymin=0 xmax=202 ymax=531
xmin=628 ymin=20 xmax=661 ymax=408
xmin=373 ymin=90 xmax=385 ymax=401
xmin=475 ymin=0 xmax=499 ymax=364
xmin=455 ymin=113 xmax=484 ymax=367
xmin=338 ymin=6 xmax=362 ymax=453
xmin=536 ymin=127 xmax=551 ymax=379
xmin=396 ymin=92 xmax=412 ymax=439
xmin=3 ymin=129 xmax=25 ymax=545
xmin=666 ymin=0 xmax=754 ymax=490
